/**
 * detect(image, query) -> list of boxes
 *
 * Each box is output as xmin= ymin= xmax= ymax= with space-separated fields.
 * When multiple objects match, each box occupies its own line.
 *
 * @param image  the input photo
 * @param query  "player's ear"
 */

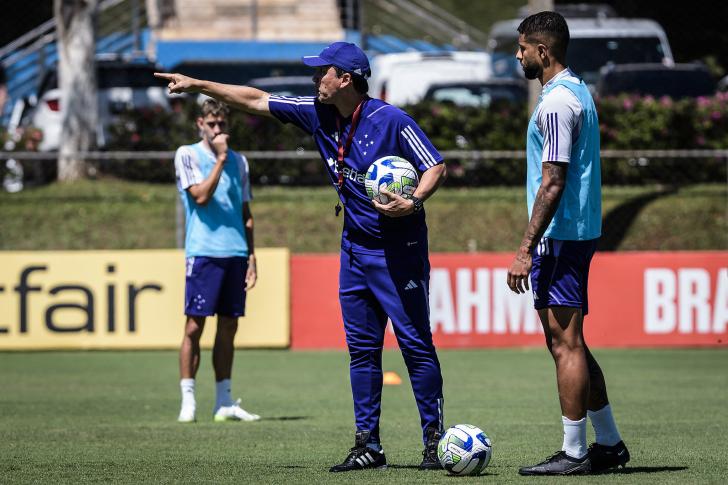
xmin=341 ymin=72 xmax=353 ymax=88
xmin=537 ymin=43 xmax=549 ymax=61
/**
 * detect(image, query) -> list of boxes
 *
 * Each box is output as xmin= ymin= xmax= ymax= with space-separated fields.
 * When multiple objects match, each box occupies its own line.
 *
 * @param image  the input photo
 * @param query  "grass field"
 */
xmin=1 ymin=348 xmax=727 ymax=484
xmin=0 ymin=180 xmax=725 ymax=252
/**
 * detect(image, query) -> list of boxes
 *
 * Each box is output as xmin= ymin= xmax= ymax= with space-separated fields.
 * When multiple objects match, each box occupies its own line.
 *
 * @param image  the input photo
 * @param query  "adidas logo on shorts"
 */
xmin=404 ymin=280 xmax=418 ymax=290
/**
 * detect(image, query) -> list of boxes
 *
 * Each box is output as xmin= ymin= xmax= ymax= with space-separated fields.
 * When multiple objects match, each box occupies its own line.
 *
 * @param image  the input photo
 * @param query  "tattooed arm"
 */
xmin=507 ymin=161 xmax=567 ymax=294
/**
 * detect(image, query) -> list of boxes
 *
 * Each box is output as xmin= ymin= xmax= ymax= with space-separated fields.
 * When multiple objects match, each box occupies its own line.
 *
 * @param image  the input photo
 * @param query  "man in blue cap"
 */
xmin=156 ymin=41 xmax=448 ymax=472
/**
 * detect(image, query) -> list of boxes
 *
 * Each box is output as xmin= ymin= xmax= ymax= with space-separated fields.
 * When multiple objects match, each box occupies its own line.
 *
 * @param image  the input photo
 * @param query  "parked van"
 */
xmin=488 ymin=17 xmax=674 ymax=87
xmin=368 ymin=51 xmax=492 ymax=106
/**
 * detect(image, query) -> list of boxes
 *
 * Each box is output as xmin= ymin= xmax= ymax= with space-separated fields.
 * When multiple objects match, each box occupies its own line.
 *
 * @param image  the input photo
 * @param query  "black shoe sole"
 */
xmin=329 ymin=465 xmax=387 ymax=473
xmin=518 ymin=464 xmax=591 ymax=476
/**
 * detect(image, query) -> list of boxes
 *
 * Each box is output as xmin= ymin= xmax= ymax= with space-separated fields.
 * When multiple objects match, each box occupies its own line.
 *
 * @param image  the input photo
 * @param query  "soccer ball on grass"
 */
xmin=365 ymin=155 xmax=418 ymax=204
xmin=437 ymin=424 xmax=493 ymax=476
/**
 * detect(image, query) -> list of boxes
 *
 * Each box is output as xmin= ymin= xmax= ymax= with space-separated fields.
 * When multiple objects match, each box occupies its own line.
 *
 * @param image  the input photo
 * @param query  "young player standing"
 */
xmin=175 ymin=99 xmax=260 ymax=424
xmin=156 ymin=41 xmax=447 ymax=471
xmin=507 ymin=12 xmax=629 ymax=475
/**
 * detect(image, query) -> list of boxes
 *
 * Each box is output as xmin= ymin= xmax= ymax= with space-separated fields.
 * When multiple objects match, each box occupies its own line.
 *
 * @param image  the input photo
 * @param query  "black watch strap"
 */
xmin=410 ymin=195 xmax=423 ymax=213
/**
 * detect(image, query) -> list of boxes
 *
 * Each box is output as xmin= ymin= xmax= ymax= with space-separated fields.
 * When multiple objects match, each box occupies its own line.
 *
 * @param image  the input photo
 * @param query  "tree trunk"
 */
xmin=55 ymin=0 xmax=99 ymax=181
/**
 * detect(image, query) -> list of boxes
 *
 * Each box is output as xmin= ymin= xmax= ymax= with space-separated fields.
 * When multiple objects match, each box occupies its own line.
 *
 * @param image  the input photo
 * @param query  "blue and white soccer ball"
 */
xmin=437 ymin=424 xmax=493 ymax=476
xmin=365 ymin=156 xmax=419 ymax=204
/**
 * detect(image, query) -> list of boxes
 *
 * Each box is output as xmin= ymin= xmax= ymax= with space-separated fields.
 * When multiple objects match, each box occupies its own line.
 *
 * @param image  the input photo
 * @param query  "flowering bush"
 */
xmin=597 ymin=92 xmax=728 ymax=184
xmin=104 ymin=93 xmax=727 ymax=185
xmin=106 ymin=98 xmax=319 ymax=184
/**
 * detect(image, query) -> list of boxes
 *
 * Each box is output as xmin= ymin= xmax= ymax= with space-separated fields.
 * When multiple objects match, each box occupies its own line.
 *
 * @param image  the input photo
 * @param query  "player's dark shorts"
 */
xmin=530 ymin=237 xmax=598 ymax=315
xmin=184 ymin=256 xmax=248 ymax=317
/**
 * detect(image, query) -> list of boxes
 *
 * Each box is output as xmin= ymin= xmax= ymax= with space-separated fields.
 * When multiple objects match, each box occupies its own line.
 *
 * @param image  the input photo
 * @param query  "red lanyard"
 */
xmin=335 ymin=98 xmax=367 ymax=189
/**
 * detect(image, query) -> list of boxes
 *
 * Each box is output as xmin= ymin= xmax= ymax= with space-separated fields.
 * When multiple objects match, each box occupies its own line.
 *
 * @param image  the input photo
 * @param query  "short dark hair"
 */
xmin=199 ymin=98 xmax=229 ymax=118
xmin=517 ymin=11 xmax=570 ymax=63
xmin=334 ymin=66 xmax=369 ymax=94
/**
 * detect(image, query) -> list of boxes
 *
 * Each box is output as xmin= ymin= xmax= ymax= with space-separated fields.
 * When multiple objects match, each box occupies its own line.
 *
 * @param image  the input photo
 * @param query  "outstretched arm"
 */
xmin=154 ymin=72 xmax=273 ymax=118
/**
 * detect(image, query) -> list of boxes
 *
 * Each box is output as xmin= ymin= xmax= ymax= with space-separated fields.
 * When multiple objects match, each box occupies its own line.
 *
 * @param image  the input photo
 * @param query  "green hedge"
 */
xmin=101 ymin=92 xmax=727 ymax=185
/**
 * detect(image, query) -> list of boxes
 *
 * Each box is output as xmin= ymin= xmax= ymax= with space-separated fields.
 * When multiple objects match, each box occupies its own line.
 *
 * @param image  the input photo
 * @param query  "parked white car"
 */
xmin=27 ymin=58 xmax=170 ymax=151
xmin=368 ymin=51 xmax=492 ymax=106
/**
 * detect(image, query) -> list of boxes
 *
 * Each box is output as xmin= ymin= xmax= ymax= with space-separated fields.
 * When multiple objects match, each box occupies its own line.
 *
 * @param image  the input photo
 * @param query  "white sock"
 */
xmin=588 ymin=404 xmax=622 ymax=446
xmin=562 ymin=416 xmax=587 ymax=459
xmin=180 ymin=378 xmax=195 ymax=410
xmin=215 ymin=379 xmax=233 ymax=408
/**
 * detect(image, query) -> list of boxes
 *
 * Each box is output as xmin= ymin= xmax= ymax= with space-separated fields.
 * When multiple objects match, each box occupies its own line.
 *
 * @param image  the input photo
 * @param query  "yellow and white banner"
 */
xmin=0 ymin=249 xmax=290 ymax=350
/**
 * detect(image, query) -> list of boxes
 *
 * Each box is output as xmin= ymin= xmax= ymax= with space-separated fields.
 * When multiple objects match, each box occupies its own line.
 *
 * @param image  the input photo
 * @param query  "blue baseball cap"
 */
xmin=302 ymin=42 xmax=371 ymax=78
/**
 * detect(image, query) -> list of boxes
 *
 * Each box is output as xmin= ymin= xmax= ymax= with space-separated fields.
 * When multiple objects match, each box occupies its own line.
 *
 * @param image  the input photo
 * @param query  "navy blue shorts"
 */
xmin=530 ymin=238 xmax=598 ymax=315
xmin=184 ymin=256 xmax=248 ymax=317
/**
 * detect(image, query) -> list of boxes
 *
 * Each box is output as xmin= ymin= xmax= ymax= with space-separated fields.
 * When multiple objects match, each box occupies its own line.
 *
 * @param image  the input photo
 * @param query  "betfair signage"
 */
xmin=0 ymin=249 xmax=290 ymax=349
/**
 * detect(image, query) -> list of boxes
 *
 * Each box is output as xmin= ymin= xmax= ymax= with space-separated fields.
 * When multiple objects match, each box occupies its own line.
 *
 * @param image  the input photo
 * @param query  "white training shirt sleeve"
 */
xmin=395 ymin=116 xmax=444 ymax=172
xmin=174 ymin=146 xmax=203 ymax=189
xmin=537 ymin=86 xmax=583 ymax=164
xmin=237 ymin=153 xmax=252 ymax=202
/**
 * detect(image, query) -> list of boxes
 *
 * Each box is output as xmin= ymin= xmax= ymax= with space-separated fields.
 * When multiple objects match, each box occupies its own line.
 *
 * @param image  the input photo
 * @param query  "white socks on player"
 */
xmin=180 ymin=378 xmax=235 ymax=409
xmin=180 ymin=378 xmax=196 ymax=411
xmin=562 ymin=416 xmax=587 ymax=459
xmin=215 ymin=378 xmax=234 ymax=409
xmin=588 ymin=404 xmax=622 ymax=446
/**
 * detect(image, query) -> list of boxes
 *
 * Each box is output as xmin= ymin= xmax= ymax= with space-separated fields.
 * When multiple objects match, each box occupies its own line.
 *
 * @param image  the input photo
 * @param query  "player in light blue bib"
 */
xmin=174 ymin=99 xmax=259 ymax=424
xmin=506 ymin=11 xmax=629 ymax=476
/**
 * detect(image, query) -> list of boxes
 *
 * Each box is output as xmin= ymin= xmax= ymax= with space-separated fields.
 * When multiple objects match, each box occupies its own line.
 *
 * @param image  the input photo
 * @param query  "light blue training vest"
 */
xmin=179 ymin=142 xmax=249 ymax=258
xmin=526 ymin=78 xmax=602 ymax=241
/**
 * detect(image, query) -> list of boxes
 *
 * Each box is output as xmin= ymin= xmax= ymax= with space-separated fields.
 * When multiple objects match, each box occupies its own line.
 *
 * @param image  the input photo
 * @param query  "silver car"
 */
xmin=26 ymin=58 xmax=170 ymax=151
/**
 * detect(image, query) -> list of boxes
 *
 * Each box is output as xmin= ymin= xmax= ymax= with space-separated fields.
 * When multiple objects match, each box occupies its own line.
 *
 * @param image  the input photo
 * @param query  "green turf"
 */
xmin=1 ymin=349 xmax=726 ymax=483
xmin=0 ymin=181 xmax=725 ymax=252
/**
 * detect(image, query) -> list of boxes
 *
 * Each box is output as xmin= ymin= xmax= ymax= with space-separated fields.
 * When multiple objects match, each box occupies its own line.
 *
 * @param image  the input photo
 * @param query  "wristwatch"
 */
xmin=410 ymin=195 xmax=423 ymax=213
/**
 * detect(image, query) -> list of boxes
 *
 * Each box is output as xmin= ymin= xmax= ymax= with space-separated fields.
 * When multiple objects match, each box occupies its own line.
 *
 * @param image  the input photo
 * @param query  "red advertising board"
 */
xmin=291 ymin=252 xmax=728 ymax=349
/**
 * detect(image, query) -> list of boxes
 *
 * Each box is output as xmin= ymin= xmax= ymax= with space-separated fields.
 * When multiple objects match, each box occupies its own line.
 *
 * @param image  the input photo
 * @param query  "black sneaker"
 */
xmin=418 ymin=426 xmax=443 ymax=470
xmin=329 ymin=431 xmax=387 ymax=472
xmin=588 ymin=441 xmax=630 ymax=473
xmin=518 ymin=450 xmax=591 ymax=476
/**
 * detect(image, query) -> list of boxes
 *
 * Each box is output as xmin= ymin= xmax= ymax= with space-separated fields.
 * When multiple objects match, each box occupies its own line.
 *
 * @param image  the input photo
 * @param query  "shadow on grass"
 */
xmin=387 ymin=464 xmax=497 ymax=475
xmin=600 ymin=465 xmax=688 ymax=474
xmin=259 ymin=415 xmax=309 ymax=421
xmin=598 ymin=187 xmax=677 ymax=251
